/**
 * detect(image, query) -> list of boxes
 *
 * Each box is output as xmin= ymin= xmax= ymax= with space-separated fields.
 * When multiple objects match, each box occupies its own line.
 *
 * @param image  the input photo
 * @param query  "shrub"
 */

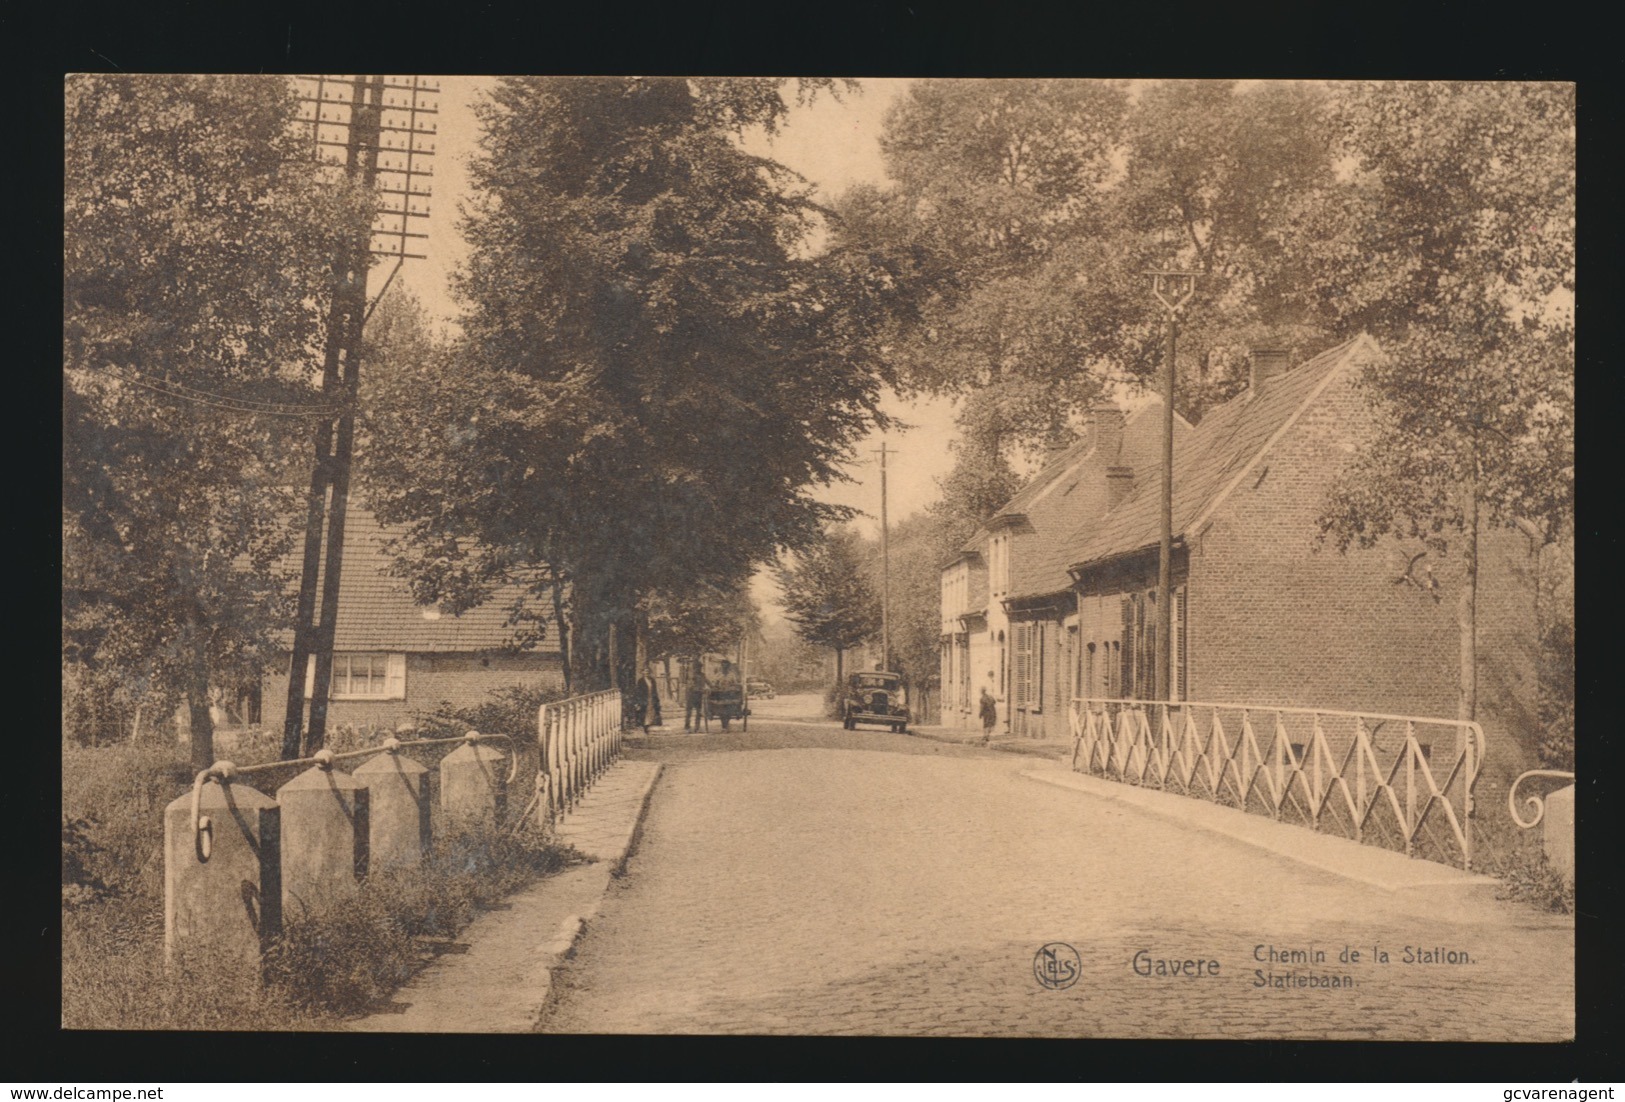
xmin=1473 ymin=810 xmax=1574 ymax=915
xmin=823 ymin=682 xmax=845 ymax=720
xmin=263 ymin=826 xmax=578 ymax=1016
xmin=413 ymin=680 xmax=570 ymax=745
xmin=62 ymin=741 xmax=195 ymax=904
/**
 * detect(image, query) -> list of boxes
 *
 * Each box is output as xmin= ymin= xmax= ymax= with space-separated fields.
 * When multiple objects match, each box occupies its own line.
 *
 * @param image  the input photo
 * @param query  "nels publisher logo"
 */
xmin=1034 ymin=942 xmax=1081 ymax=990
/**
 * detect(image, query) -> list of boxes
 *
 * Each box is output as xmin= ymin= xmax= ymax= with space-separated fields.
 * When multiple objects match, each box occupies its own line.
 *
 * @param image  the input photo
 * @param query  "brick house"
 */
xmin=261 ymin=509 xmax=564 ymax=731
xmin=940 ymin=396 xmax=1188 ymax=738
xmin=943 ymin=335 xmax=1539 ymax=790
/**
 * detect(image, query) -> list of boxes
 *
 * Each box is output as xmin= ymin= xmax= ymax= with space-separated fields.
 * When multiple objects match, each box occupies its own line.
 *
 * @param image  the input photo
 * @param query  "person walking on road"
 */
xmin=633 ymin=665 xmax=662 ymax=734
xmin=979 ymin=677 xmax=998 ymax=745
xmin=684 ymin=664 xmax=709 ymax=733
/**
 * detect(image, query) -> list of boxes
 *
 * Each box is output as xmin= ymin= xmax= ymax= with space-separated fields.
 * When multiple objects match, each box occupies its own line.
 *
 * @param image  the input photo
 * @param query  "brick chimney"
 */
xmin=1042 ymin=431 xmax=1077 ymax=466
xmin=1105 ymin=466 xmax=1134 ymax=509
xmin=1249 ymin=348 xmax=1293 ymax=395
xmin=1092 ymin=401 xmax=1124 ymax=460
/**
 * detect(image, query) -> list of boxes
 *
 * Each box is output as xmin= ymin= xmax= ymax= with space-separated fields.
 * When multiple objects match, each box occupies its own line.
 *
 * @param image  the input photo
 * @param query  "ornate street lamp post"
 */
xmin=1148 ymin=270 xmax=1198 ymax=702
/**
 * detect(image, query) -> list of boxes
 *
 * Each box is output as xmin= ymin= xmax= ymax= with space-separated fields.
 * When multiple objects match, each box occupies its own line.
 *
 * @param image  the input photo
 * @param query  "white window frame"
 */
xmin=305 ymin=652 xmax=407 ymax=701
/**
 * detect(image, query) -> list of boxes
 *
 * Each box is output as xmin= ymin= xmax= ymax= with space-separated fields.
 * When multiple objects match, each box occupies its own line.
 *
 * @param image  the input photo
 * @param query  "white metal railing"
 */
xmin=535 ymin=689 xmax=624 ymax=828
xmin=1069 ymin=698 xmax=1485 ymax=870
xmin=1507 ymin=769 xmax=1575 ymax=829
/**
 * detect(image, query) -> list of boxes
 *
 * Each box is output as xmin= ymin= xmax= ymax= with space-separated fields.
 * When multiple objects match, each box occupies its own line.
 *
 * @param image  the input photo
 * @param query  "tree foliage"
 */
xmin=1306 ymin=81 xmax=1575 ymax=553
xmin=63 ymin=74 xmax=371 ymax=761
xmin=838 ymin=80 xmax=1340 ymax=538
xmin=364 ymin=77 xmax=902 ymax=692
xmin=644 ymin=582 xmax=759 ymax=667
xmin=773 ymin=526 xmax=880 ymax=680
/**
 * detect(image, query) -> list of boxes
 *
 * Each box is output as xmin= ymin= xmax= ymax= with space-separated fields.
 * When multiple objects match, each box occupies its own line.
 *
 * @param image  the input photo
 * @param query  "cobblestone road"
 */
xmin=539 ymin=719 xmax=1574 ymax=1040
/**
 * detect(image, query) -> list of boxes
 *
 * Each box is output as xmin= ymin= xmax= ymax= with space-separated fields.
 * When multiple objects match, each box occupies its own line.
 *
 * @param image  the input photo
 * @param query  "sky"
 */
xmin=379 ymin=77 xmax=961 ymax=615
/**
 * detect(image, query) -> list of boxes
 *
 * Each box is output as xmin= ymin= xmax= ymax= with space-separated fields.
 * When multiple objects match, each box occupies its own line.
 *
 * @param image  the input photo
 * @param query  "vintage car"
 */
xmin=841 ymin=670 xmax=909 ymax=733
xmin=746 ymin=678 xmax=775 ymax=699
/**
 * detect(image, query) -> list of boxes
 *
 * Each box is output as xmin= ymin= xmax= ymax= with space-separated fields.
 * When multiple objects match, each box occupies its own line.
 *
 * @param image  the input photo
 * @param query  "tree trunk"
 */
xmin=568 ymin=605 xmax=591 ymax=692
xmin=835 ymin=646 xmax=844 ymax=685
xmin=1458 ymin=453 xmax=1479 ymax=725
xmin=185 ymin=613 xmax=214 ymax=771
xmin=550 ymin=568 xmax=571 ymax=694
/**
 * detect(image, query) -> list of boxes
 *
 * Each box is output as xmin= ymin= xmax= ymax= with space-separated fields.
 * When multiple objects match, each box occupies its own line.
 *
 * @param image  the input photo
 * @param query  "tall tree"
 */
xmin=1074 ymin=79 xmax=1338 ymax=413
xmin=835 ymin=79 xmax=1128 ymax=468
xmin=365 ymin=77 xmax=901 ymax=695
xmin=64 ymin=74 xmax=370 ymax=764
xmin=838 ymin=80 xmax=1337 ymax=541
xmin=774 ymin=526 xmax=880 ymax=684
xmin=1305 ymin=81 xmax=1574 ymax=729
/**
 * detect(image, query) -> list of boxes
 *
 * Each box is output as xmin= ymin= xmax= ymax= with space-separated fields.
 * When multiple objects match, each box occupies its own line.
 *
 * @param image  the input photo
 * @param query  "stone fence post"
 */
xmin=1544 ymin=784 xmax=1574 ymax=883
xmin=276 ymin=749 xmax=369 ymax=918
xmin=440 ymin=732 xmax=507 ymax=832
xmin=163 ymin=765 xmax=281 ymax=971
xmin=355 ymin=738 xmax=432 ymax=871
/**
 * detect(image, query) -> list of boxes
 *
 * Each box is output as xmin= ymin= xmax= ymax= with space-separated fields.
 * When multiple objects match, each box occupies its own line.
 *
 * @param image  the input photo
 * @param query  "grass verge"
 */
xmin=63 ymin=826 xmax=583 ymax=1030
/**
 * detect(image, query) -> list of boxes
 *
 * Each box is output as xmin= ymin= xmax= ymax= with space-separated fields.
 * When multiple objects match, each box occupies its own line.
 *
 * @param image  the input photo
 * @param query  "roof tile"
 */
xmin=282 ymin=510 xmax=559 ymax=654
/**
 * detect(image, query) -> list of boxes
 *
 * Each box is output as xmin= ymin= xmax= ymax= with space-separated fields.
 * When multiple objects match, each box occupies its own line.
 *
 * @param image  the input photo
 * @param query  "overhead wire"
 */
xmin=92 ymin=365 xmax=351 ymax=419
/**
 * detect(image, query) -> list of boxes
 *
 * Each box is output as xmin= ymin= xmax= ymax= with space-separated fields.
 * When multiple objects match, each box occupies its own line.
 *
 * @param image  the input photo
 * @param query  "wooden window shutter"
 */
xmin=1120 ymin=595 xmax=1135 ymax=699
xmin=1174 ymin=586 xmax=1187 ymax=702
xmin=1040 ymin=617 xmax=1053 ymax=711
xmin=1036 ymin=622 xmax=1046 ymax=711
xmin=1015 ymin=623 xmax=1024 ymax=708
xmin=387 ymin=653 xmax=407 ymax=700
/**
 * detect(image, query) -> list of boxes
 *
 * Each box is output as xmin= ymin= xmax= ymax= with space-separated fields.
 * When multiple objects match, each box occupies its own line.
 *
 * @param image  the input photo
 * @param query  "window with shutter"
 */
xmin=312 ymin=652 xmax=409 ymax=701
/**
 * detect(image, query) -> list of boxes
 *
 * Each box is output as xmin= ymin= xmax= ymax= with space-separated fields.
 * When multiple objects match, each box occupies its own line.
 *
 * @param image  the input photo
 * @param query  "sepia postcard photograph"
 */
xmin=60 ymin=74 xmax=1577 ymax=1045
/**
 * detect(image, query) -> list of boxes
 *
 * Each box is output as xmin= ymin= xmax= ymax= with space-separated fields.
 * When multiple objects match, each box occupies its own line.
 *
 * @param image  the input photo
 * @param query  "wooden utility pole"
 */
xmin=1148 ymin=271 xmax=1197 ymax=702
xmin=876 ymin=441 xmax=894 ymax=671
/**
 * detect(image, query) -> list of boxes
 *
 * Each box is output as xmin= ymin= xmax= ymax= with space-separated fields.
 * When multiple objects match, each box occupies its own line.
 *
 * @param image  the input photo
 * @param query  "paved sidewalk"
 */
xmin=909 ymin=723 xmax=1073 ymax=761
xmin=1020 ymin=762 xmax=1505 ymax=911
xmin=345 ymin=757 xmax=662 ymax=1033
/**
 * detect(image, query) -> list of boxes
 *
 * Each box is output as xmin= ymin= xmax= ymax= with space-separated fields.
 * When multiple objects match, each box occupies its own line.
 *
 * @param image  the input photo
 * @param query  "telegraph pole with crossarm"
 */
xmin=281 ymin=75 xmax=439 ymax=758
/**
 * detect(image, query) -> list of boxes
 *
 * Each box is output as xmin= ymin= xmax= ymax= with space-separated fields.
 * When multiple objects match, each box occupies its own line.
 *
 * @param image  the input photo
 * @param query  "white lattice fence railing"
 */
xmin=537 ymin=689 xmax=624 ymax=828
xmin=1070 ymin=698 xmax=1484 ymax=870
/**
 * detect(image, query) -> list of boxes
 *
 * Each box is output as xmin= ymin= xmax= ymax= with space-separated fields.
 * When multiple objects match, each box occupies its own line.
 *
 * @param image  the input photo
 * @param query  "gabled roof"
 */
xmin=1056 ymin=334 xmax=1380 ymax=577
xmin=284 ymin=509 xmax=559 ymax=654
xmin=949 ymin=401 xmax=1189 ymax=565
xmin=1008 ymin=399 xmax=1179 ymax=599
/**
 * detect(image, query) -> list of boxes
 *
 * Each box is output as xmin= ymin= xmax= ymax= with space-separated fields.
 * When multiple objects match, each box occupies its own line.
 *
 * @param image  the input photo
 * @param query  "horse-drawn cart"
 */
xmin=703 ymin=687 xmax=749 ymax=731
